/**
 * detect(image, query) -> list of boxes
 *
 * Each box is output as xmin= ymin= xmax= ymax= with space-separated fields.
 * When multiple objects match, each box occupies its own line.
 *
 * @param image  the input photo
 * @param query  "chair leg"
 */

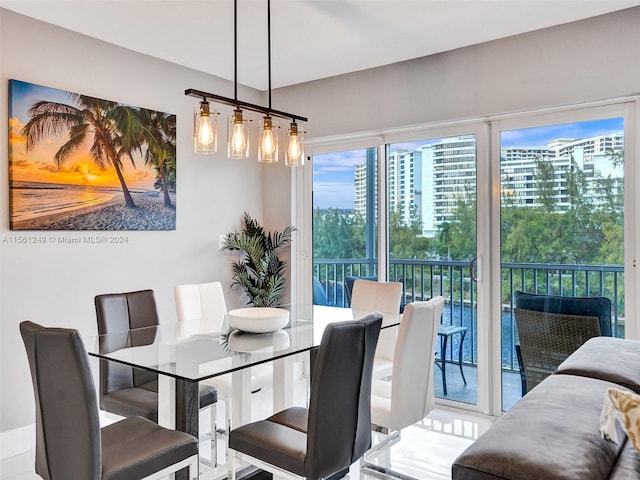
xmin=210 ymin=403 xmax=218 ymax=467
xmin=190 ymin=454 xmax=199 ymax=480
xmin=228 ymin=448 xmax=237 ymax=480
xmin=361 ymin=430 xmax=421 ymax=480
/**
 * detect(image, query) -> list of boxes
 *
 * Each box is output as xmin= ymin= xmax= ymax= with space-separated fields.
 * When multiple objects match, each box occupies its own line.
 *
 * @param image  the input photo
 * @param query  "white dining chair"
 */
xmin=350 ymin=279 xmax=403 ymax=380
xmin=174 ymin=282 xmax=272 ymax=438
xmin=175 ymin=281 xmax=228 ymax=328
xmin=361 ymin=296 xmax=444 ymax=479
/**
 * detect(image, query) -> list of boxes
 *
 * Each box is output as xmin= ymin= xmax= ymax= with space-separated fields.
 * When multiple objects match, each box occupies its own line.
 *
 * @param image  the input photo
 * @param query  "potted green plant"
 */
xmin=221 ymin=212 xmax=295 ymax=307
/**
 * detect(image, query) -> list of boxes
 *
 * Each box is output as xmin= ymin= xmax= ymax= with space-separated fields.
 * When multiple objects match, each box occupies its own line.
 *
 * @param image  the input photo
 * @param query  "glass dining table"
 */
xmin=82 ymin=304 xmax=400 ymax=480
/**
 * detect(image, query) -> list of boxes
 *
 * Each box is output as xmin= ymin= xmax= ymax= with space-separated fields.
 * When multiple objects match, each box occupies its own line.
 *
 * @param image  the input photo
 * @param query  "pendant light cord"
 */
xmin=234 ymin=0 xmax=238 ymax=102
xmin=267 ymin=0 xmax=272 ymax=111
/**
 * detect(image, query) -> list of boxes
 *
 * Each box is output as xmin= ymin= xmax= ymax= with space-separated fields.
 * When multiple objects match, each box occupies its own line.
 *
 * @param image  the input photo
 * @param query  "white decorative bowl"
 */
xmin=228 ymin=330 xmax=290 ymax=352
xmin=227 ymin=307 xmax=290 ymax=333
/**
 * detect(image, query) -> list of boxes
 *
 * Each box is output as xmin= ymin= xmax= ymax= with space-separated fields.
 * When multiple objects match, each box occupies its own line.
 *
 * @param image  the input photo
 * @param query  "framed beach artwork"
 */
xmin=8 ymin=79 xmax=176 ymax=230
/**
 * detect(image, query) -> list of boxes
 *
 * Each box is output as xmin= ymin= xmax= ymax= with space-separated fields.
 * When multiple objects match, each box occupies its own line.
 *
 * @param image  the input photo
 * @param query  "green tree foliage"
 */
xmin=534 ymin=157 xmax=557 ymax=214
xmin=437 ymin=184 xmax=477 ymax=261
xmin=389 ymin=203 xmax=430 ymax=259
xmin=313 ymin=207 xmax=365 ymax=259
xmin=314 ymin=154 xmax=623 ymax=270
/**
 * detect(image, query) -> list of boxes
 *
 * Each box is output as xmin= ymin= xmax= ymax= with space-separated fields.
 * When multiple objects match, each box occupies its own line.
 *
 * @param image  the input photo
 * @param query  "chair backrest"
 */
xmin=174 ymin=281 xmax=227 ymax=330
xmin=388 ymin=297 xmax=444 ymax=431
xmin=20 ymin=321 xmax=101 ymax=480
xmin=514 ymin=290 xmax=612 ymax=336
xmin=351 ymin=279 xmax=402 ymax=362
xmin=344 ymin=275 xmax=378 ymax=307
xmin=305 ymin=313 xmax=382 ymax=479
xmin=94 ymin=290 xmax=159 ymax=398
xmin=514 ymin=308 xmax=601 ymax=390
xmin=350 ymin=279 xmax=402 ymax=314
xmin=313 ymin=278 xmax=330 ymax=306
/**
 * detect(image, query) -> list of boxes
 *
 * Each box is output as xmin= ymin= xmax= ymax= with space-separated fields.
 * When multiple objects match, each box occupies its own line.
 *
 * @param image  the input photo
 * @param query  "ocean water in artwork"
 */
xmin=10 ymin=181 xmax=119 ymax=222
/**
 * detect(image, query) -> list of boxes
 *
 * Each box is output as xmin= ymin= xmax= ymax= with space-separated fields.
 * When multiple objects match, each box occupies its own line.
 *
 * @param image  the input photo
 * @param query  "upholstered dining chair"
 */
xmin=228 ymin=313 xmax=383 ymax=480
xmin=20 ymin=320 xmax=199 ymax=480
xmin=95 ymin=289 xmax=218 ymax=465
xmin=343 ymin=275 xmax=378 ymax=307
xmin=174 ymin=282 xmax=272 ymax=394
xmin=514 ymin=290 xmax=611 ymax=394
xmin=173 ymin=282 xmax=272 ymax=434
xmin=174 ymin=281 xmax=228 ymax=328
xmin=361 ymin=297 xmax=444 ymax=479
xmin=350 ymin=279 xmax=403 ymax=380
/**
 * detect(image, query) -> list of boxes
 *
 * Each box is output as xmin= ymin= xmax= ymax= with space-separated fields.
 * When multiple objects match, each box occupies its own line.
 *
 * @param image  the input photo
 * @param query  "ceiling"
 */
xmin=3 ymin=0 xmax=640 ymax=91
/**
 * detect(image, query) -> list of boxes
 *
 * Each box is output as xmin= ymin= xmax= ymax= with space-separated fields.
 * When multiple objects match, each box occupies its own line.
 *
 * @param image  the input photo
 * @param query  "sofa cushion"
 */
xmin=452 ymin=374 xmax=629 ymax=480
xmin=556 ymin=337 xmax=640 ymax=394
xmin=610 ymin=441 xmax=640 ymax=479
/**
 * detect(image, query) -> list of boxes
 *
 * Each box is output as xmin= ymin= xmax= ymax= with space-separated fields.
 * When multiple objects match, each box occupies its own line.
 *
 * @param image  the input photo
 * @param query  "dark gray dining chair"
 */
xmin=20 ymin=320 xmax=199 ymax=480
xmin=228 ymin=312 xmax=383 ymax=480
xmin=95 ymin=289 xmax=218 ymax=465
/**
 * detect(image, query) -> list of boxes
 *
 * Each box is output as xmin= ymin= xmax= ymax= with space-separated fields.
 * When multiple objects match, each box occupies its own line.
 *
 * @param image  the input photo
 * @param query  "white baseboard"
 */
xmin=0 ymin=411 xmax=119 ymax=461
xmin=0 ymin=423 xmax=34 ymax=460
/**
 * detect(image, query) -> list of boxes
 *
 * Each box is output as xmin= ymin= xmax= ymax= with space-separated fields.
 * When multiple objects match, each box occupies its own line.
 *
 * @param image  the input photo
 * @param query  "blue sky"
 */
xmin=500 ymin=117 xmax=623 ymax=148
xmin=9 ymin=79 xmax=72 ymax=121
xmin=313 ymin=117 xmax=624 ymax=210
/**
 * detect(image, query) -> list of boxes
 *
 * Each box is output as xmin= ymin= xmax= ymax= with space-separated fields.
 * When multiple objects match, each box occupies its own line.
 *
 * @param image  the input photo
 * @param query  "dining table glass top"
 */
xmin=83 ymin=304 xmax=400 ymax=383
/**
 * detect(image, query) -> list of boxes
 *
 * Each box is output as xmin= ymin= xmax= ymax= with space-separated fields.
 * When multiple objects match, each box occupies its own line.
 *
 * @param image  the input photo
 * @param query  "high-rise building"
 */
xmin=357 ymin=132 xmax=623 ymax=238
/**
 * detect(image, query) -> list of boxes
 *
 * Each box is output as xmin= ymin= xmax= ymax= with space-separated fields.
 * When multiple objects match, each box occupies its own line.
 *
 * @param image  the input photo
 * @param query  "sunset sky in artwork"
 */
xmin=9 ymin=80 xmax=160 ymax=190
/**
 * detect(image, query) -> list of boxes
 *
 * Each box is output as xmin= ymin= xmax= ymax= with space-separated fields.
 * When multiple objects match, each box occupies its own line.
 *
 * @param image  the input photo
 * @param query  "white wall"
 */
xmin=0 ymin=8 xmax=270 ymax=439
xmin=273 ymin=6 xmax=640 ymax=139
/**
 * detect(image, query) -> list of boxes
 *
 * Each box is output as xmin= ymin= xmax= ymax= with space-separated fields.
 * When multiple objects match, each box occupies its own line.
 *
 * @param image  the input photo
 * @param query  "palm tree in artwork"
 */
xmin=21 ymin=93 xmax=144 ymax=207
xmin=139 ymin=108 xmax=176 ymax=208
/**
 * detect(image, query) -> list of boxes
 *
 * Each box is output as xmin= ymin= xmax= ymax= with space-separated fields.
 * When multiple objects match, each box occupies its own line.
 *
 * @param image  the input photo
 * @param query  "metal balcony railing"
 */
xmin=313 ymin=259 xmax=624 ymax=372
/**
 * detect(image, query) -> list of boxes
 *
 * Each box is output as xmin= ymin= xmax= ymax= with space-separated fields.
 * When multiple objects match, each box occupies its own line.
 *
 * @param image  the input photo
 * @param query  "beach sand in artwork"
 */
xmin=11 ymin=192 xmax=176 ymax=230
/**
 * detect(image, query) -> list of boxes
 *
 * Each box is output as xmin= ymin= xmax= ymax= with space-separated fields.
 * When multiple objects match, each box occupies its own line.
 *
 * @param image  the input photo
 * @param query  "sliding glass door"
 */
xmin=386 ymin=133 xmax=480 ymax=406
xmin=303 ymin=100 xmax=635 ymax=416
xmin=310 ymin=147 xmax=378 ymax=307
xmin=495 ymin=105 xmax=630 ymax=412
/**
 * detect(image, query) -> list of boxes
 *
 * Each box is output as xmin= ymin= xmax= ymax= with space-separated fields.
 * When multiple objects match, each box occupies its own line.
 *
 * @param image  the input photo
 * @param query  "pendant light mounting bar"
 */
xmin=185 ymin=88 xmax=308 ymax=123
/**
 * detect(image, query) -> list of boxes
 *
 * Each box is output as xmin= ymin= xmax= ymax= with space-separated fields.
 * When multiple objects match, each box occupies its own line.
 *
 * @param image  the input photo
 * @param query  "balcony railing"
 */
xmin=314 ymin=259 xmax=624 ymax=372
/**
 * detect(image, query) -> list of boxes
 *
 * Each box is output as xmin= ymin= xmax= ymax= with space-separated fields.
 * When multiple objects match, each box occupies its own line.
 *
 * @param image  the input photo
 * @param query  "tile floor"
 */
xmin=0 ymin=360 xmax=495 ymax=480
xmin=0 ymin=406 xmax=493 ymax=480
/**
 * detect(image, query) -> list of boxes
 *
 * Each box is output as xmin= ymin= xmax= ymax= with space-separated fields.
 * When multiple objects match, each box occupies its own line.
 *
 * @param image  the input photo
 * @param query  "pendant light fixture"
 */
xmin=194 ymin=99 xmax=218 ymax=154
xmin=186 ymin=0 xmax=307 ymax=165
xmin=285 ymin=121 xmax=304 ymax=166
xmin=258 ymin=0 xmax=278 ymax=163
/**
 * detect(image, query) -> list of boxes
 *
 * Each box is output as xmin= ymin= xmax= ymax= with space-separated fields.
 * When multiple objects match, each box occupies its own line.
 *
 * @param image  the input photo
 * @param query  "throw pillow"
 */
xmin=600 ymin=387 xmax=640 ymax=452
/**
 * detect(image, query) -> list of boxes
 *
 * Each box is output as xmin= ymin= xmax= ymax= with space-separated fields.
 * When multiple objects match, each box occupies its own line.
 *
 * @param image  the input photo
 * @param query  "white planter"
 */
xmin=227 ymin=307 xmax=290 ymax=333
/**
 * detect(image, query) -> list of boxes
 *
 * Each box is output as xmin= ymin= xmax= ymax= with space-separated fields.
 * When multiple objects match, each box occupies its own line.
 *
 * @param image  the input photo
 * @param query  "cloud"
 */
xmin=39 ymin=163 xmax=62 ymax=173
xmin=8 ymin=117 xmax=25 ymax=145
xmin=9 ymin=158 xmax=32 ymax=168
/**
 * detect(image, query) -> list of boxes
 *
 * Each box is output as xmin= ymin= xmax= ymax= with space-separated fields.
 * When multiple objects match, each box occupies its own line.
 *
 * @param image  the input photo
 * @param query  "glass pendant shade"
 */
xmin=194 ymin=101 xmax=217 ymax=154
xmin=258 ymin=116 xmax=279 ymax=163
xmin=227 ymin=108 xmax=250 ymax=159
xmin=285 ymin=121 xmax=304 ymax=166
